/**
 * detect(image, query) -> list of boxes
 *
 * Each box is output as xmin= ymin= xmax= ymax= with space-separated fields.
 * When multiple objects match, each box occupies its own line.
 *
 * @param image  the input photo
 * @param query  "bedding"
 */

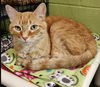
xmin=1 ymin=33 xmax=100 ymax=87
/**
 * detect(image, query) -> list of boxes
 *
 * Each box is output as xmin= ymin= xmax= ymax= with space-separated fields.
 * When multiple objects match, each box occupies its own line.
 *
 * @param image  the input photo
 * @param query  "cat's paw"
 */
xmin=15 ymin=58 xmax=23 ymax=66
xmin=15 ymin=58 xmax=31 ymax=67
xmin=30 ymin=58 xmax=48 ymax=70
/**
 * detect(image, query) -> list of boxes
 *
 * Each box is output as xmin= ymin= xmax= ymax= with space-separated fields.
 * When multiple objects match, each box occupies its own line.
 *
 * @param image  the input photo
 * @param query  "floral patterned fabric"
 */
xmin=1 ymin=33 xmax=100 ymax=87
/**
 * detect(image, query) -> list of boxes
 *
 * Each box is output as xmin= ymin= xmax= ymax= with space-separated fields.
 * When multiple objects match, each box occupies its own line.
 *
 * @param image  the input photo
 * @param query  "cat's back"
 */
xmin=46 ymin=16 xmax=92 ymax=37
xmin=46 ymin=16 xmax=68 ymax=29
xmin=46 ymin=16 xmax=96 ymax=56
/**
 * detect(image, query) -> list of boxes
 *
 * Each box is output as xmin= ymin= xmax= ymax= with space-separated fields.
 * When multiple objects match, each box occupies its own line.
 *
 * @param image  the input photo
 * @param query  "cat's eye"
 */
xmin=15 ymin=26 xmax=21 ymax=31
xmin=30 ymin=25 xmax=37 ymax=30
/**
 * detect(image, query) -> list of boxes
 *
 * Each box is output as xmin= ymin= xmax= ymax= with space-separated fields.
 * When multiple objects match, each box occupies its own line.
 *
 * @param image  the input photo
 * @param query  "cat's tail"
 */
xmin=28 ymin=51 xmax=96 ymax=70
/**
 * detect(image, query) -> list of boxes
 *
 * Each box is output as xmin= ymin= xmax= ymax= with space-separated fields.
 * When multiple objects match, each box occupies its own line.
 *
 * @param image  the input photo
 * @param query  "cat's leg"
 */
xmin=27 ymin=57 xmax=50 ymax=70
xmin=62 ymin=34 xmax=87 ymax=55
xmin=15 ymin=57 xmax=31 ymax=67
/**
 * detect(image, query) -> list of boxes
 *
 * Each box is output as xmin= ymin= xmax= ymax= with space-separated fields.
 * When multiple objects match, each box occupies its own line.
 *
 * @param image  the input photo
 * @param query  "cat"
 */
xmin=5 ymin=3 xmax=97 ymax=70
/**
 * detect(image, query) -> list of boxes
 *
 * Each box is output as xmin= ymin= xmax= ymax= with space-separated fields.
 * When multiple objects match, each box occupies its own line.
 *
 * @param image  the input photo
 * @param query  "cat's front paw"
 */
xmin=15 ymin=57 xmax=23 ymax=66
xmin=29 ymin=58 xmax=49 ymax=70
xmin=15 ymin=58 xmax=31 ymax=67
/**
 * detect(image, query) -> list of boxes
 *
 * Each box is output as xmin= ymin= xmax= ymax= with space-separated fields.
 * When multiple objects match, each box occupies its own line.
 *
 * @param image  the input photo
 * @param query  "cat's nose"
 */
xmin=22 ymin=36 xmax=28 ymax=41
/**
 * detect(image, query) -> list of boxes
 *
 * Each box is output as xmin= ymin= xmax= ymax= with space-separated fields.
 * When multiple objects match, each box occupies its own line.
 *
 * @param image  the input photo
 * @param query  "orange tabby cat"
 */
xmin=5 ymin=3 xmax=97 ymax=70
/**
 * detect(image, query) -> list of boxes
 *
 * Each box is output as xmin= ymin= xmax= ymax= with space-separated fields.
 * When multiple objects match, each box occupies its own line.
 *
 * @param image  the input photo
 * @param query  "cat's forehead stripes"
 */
xmin=17 ymin=12 xmax=33 ymax=25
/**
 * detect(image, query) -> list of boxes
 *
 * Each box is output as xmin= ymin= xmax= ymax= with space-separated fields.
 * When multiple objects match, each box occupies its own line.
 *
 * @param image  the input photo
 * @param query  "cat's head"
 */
xmin=5 ymin=3 xmax=47 ymax=43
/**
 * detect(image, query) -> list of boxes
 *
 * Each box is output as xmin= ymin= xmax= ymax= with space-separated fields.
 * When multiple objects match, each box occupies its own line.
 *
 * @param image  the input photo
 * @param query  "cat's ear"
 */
xmin=5 ymin=5 xmax=17 ymax=22
xmin=33 ymin=3 xmax=46 ymax=20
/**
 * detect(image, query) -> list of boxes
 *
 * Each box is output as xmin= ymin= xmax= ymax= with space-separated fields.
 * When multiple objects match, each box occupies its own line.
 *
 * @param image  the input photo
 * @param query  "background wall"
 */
xmin=48 ymin=0 xmax=100 ymax=33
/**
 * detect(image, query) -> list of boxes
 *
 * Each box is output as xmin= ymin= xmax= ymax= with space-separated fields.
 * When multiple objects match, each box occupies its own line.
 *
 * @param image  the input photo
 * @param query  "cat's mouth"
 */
xmin=23 ymin=39 xmax=32 ymax=43
xmin=19 ymin=37 xmax=31 ymax=43
xmin=23 ymin=40 xmax=28 ymax=43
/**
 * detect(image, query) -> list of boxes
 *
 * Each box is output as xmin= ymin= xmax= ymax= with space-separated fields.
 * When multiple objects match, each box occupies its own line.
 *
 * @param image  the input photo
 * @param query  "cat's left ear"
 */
xmin=33 ymin=3 xmax=46 ymax=20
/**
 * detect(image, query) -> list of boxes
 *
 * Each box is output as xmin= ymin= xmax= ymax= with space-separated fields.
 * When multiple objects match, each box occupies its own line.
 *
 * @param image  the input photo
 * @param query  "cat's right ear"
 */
xmin=33 ymin=3 xmax=46 ymax=20
xmin=5 ymin=5 xmax=17 ymax=22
